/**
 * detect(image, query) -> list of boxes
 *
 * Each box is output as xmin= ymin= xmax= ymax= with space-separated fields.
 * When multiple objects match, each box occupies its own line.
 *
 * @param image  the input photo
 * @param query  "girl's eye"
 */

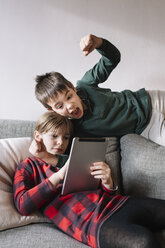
xmin=64 ymin=136 xmax=70 ymax=140
xmin=52 ymin=135 xmax=57 ymax=138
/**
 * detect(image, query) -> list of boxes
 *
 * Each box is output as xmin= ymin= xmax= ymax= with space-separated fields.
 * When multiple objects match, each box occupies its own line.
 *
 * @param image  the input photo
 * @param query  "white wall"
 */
xmin=0 ymin=0 xmax=165 ymax=121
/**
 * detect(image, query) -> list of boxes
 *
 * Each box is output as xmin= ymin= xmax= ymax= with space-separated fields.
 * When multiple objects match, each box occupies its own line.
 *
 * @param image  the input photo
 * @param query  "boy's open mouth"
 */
xmin=73 ymin=107 xmax=82 ymax=119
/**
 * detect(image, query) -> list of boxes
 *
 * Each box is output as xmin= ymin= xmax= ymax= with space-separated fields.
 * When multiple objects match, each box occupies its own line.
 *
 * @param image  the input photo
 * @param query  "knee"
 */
xmin=139 ymin=231 xmax=160 ymax=248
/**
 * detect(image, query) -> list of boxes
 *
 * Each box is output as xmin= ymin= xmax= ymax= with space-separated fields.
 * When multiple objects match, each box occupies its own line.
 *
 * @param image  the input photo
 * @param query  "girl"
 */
xmin=13 ymin=111 xmax=165 ymax=248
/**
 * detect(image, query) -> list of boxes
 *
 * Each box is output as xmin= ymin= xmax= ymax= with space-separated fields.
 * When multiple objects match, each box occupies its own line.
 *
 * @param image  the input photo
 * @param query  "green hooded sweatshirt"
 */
xmin=73 ymin=39 xmax=151 ymax=138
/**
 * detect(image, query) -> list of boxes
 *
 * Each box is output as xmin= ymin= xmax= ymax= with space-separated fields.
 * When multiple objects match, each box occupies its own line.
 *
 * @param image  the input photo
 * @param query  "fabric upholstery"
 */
xmin=0 ymin=119 xmax=35 ymax=139
xmin=0 ymin=223 xmax=88 ymax=248
xmin=105 ymin=137 xmax=121 ymax=192
xmin=120 ymin=134 xmax=165 ymax=200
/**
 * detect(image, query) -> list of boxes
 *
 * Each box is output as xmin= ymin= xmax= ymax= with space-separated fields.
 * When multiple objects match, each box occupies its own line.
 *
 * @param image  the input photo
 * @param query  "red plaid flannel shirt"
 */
xmin=13 ymin=157 xmax=129 ymax=248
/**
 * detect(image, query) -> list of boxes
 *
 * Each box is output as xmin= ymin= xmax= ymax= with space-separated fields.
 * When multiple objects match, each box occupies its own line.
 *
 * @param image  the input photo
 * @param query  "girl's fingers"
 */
xmin=90 ymin=163 xmax=108 ymax=171
xmin=93 ymin=175 xmax=106 ymax=180
xmin=91 ymin=169 xmax=109 ymax=179
xmin=90 ymin=165 xmax=102 ymax=171
xmin=91 ymin=169 xmax=104 ymax=175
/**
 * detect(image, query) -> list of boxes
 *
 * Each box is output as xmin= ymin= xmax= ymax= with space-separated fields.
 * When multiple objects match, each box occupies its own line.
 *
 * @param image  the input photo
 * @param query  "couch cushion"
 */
xmin=0 ymin=137 xmax=49 ymax=231
xmin=0 ymin=223 xmax=89 ymax=248
xmin=105 ymin=137 xmax=121 ymax=192
xmin=120 ymin=134 xmax=165 ymax=200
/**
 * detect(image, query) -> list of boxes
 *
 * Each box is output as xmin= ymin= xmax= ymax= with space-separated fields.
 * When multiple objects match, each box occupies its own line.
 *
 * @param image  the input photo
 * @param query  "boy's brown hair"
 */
xmin=35 ymin=111 xmax=73 ymax=135
xmin=35 ymin=72 xmax=74 ymax=109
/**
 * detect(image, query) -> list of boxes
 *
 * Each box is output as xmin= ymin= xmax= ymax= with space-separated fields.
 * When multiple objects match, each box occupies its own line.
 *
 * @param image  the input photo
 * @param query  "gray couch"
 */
xmin=0 ymin=119 xmax=165 ymax=248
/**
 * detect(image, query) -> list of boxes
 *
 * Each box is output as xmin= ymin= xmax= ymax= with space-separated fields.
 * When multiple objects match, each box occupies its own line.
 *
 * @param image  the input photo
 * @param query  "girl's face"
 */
xmin=39 ymin=125 xmax=70 ymax=155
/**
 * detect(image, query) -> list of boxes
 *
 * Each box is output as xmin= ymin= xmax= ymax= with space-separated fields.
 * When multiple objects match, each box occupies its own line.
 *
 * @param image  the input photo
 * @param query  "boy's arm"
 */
xmin=77 ymin=34 xmax=121 ymax=86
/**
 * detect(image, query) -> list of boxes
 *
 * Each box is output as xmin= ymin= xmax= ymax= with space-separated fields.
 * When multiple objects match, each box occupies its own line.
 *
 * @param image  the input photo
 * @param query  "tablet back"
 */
xmin=61 ymin=137 xmax=108 ymax=195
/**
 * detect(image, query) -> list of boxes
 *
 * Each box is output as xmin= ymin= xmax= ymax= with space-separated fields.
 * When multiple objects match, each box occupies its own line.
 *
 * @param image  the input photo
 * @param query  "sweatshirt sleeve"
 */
xmin=13 ymin=159 xmax=56 ymax=216
xmin=77 ymin=38 xmax=121 ymax=87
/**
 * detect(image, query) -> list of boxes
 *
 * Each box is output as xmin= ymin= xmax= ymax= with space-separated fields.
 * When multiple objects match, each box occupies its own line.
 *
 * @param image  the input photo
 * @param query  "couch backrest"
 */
xmin=0 ymin=119 xmax=35 ymax=139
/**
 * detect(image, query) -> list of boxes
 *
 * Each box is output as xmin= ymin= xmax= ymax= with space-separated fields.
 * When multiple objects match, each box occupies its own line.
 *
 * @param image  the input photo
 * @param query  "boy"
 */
xmin=34 ymin=34 xmax=165 ymax=146
xmin=14 ymin=111 xmax=165 ymax=248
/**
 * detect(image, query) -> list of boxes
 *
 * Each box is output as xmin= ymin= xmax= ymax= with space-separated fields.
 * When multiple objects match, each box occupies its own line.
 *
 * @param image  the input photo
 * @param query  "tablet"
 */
xmin=61 ymin=137 xmax=108 ymax=195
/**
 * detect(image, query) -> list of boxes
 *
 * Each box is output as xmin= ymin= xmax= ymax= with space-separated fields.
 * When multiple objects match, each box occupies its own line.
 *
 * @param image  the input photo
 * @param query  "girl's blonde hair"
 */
xmin=35 ymin=111 xmax=73 ymax=135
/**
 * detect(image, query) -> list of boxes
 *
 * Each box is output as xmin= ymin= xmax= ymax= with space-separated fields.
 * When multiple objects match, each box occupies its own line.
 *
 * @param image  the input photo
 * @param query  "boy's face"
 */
xmin=39 ymin=125 xmax=70 ymax=155
xmin=47 ymin=87 xmax=84 ymax=119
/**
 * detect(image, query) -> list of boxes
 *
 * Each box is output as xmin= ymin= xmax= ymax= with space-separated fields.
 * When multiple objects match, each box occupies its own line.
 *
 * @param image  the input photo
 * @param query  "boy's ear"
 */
xmin=34 ymin=130 xmax=42 ymax=142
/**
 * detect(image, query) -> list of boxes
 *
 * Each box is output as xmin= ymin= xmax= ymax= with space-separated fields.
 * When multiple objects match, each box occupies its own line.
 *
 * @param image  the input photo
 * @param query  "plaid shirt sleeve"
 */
xmin=101 ymin=182 xmax=118 ymax=193
xmin=13 ymin=158 xmax=56 ymax=216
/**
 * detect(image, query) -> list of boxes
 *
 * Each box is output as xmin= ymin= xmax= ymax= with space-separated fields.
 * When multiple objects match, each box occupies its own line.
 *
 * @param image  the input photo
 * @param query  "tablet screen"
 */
xmin=61 ymin=137 xmax=108 ymax=195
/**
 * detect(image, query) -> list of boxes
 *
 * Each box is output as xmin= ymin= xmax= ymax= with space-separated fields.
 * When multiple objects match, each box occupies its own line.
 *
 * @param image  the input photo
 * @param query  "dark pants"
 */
xmin=99 ymin=196 xmax=165 ymax=248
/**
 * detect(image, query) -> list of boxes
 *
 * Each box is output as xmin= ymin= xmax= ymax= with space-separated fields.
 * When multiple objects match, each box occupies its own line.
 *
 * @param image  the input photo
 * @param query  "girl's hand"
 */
xmin=80 ymin=34 xmax=103 ymax=56
xmin=29 ymin=139 xmax=59 ymax=166
xmin=49 ymin=160 xmax=69 ymax=188
xmin=29 ymin=139 xmax=47 ymax=159
xmin=29 ymin=139 xmax=42 ymax=156
xmin=57 ymin=160 xmax=69 ymax=181
xmin=90 ymin=162 xmax=113 ymax=190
